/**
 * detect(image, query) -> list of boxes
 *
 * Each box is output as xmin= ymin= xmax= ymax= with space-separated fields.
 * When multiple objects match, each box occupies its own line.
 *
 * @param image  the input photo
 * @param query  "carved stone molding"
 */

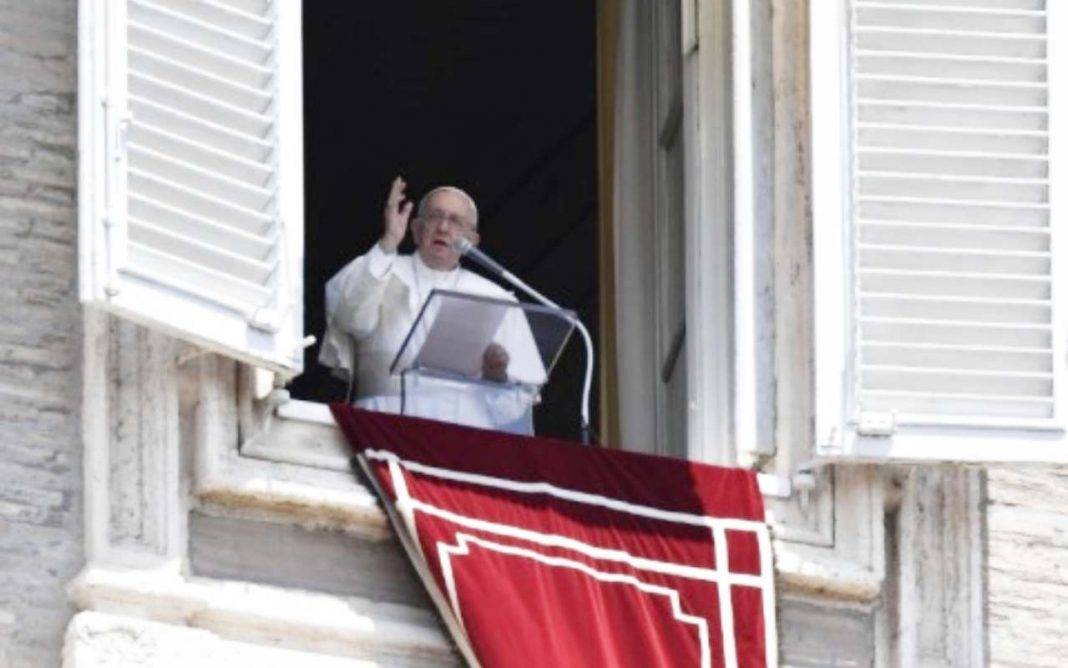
xmin=64 ymin=607 xmax=453 ymax=667
xmin=192 ymin=361 xmax=388 ymax=540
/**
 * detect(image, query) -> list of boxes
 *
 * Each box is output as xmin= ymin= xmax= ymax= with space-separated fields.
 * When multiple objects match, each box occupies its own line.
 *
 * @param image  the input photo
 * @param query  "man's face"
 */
xmin=412 ymin=190 xmax=479 ymax=271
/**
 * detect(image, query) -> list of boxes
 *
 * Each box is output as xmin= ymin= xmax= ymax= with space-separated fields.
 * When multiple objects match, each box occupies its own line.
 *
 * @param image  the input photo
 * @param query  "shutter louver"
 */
xmin=79 ymin=0 xmax=304 ymax=374
xmin=849 ymin=0 xmax=1059 ymax=424
xmin=127 ymin=0 xmax=281 ymax=321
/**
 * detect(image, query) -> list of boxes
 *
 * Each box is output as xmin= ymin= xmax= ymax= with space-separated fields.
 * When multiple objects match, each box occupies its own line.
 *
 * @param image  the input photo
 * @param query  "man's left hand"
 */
xmin=482 ymin=343 xmax=510 ymax=382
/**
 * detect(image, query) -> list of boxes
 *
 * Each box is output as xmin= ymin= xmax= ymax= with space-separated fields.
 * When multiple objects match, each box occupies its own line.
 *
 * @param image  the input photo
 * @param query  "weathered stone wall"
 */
xmin=0 ymin=1 xmax=83 ymax=665
xmin=986 ymin=467 xmax=1068 ymax=667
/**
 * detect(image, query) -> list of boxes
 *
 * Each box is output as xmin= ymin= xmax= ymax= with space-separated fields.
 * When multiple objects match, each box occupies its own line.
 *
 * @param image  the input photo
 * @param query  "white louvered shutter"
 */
xmin=812 ymin=0 xmax=1068 ymax=461
xmin=78 ymin=0 xmax=304 ymax=375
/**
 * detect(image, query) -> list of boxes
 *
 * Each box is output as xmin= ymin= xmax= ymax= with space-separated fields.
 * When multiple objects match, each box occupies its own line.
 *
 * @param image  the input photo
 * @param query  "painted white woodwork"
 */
xmin=732 ymin=0 xmax=764 ymax=466
xmin=684 ymin=0 xmax=733 ymax=465
xmin=731 ymin=0 xmax=778 ymax=467
xmin=612 ymin=0 xmax=731 ymax=462
xmin=812 ymin=0 xmax=859 ymax=465
xmin=812 ymin=0 xmax=1068 ymax=461
xmin=613 ymin=0 xmax=659 ymax=453
xmin=77 ymin=0 xmax=305 ymax=375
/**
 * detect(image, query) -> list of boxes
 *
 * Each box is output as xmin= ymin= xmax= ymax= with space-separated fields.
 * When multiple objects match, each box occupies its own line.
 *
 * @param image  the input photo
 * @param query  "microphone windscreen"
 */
xmin=451 ymin=237 xmax=473 ymax=254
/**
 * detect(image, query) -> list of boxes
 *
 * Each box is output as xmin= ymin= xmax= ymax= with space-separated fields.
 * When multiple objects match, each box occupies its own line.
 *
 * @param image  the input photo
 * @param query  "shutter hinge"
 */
xmin=114 ymin=114 xmax=132 ymax=162
xmin=247 ymin=309 xmax=280 ymax=333
xmin=856 ymin=411 xmax=896 ymax=437
xmin=102 ymin=215 xmax=120 ymax=297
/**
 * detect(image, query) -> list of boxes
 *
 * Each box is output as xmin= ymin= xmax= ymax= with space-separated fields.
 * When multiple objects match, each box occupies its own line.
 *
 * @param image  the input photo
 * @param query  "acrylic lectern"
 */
xmin=389 ymin=289 xmax=576 ymax=435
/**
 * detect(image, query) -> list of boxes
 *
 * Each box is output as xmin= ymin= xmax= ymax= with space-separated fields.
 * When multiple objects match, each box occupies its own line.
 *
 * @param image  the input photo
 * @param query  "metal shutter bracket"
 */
xmin=855 ymin=411 xmax=896 ymax=438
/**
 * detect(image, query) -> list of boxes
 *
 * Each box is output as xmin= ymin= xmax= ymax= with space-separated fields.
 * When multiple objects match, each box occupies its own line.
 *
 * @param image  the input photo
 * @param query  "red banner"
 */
xmin=332 ymin=406 xmax=777 ymax=667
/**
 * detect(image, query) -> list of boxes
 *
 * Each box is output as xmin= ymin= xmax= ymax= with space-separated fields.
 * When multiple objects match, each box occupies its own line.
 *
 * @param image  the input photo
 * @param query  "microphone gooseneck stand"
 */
xmin=453 ymin=238 xmax=595 ymax=445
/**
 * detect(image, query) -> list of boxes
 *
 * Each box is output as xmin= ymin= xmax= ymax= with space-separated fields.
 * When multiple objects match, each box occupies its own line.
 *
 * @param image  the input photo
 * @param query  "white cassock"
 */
xmin=319 ymin=243 xmax=545 ymax=432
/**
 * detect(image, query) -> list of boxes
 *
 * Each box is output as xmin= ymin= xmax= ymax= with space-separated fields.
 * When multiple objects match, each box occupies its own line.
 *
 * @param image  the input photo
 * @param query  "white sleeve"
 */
xmin=365 ymin=241 xmax=396 ymax=279
xmin=327 ymin=243 xmax=397 ymax=340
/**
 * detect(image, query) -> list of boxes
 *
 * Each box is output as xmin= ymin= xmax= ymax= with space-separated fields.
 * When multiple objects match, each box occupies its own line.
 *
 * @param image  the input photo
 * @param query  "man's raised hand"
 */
xmin=379 ymin=176 xmax=414 ymax=254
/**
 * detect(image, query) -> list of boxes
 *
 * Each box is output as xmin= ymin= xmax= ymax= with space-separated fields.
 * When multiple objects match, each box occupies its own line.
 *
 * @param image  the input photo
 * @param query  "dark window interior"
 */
xmin=293 ymin=2 xmax=598 ymax=440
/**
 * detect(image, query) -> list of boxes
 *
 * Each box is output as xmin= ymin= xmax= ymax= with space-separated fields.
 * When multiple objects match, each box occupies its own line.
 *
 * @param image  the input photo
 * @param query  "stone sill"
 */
xmin=67 ymin=564 xmax=453 ymax=665
xmin=65 ymin=611 xmax=390 ymax=668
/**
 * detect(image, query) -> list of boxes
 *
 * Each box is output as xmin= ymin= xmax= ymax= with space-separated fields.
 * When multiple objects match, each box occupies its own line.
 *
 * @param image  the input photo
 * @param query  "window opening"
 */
xmin=292 ymin=2 xmax=599 ymax=441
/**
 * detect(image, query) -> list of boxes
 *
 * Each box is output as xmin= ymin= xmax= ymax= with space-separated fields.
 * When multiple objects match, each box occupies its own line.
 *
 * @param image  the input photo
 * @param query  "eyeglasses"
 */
xmin=419 ymin=209 xmax=474 ymax=231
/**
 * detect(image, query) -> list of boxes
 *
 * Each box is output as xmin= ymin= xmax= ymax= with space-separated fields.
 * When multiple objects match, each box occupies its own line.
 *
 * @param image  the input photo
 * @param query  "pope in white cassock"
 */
xmin=319 ymin=177 xmax=545 ymax=432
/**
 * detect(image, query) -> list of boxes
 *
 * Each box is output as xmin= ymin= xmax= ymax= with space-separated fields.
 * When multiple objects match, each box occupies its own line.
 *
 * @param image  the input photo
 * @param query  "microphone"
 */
xmin=451 ymin=237 xmax=510 ymax=279
xmin=451 ymin=236 xmax=597 ymax=444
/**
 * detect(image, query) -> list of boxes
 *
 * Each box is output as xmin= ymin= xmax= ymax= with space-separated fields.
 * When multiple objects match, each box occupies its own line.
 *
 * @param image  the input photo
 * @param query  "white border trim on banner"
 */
xmin=365 ymin=449 xmax=767 ymax=532
xmin=408 ymin=496 xmax=762 ymax=588
xmin=439 ymin=532 xmax=713 ymax=668
xmin=362 ymin=448 xmax=778 ymax=668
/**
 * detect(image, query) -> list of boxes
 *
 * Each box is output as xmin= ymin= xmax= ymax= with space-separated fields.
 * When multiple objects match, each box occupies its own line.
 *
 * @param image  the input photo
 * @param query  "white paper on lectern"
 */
xmin=413 ymin=297 xmax=509 ymax=377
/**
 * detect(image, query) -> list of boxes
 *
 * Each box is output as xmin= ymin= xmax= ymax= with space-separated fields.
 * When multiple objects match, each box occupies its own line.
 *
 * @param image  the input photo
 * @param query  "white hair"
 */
xmin=416 ymin=186 xmax=479 ymax=228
